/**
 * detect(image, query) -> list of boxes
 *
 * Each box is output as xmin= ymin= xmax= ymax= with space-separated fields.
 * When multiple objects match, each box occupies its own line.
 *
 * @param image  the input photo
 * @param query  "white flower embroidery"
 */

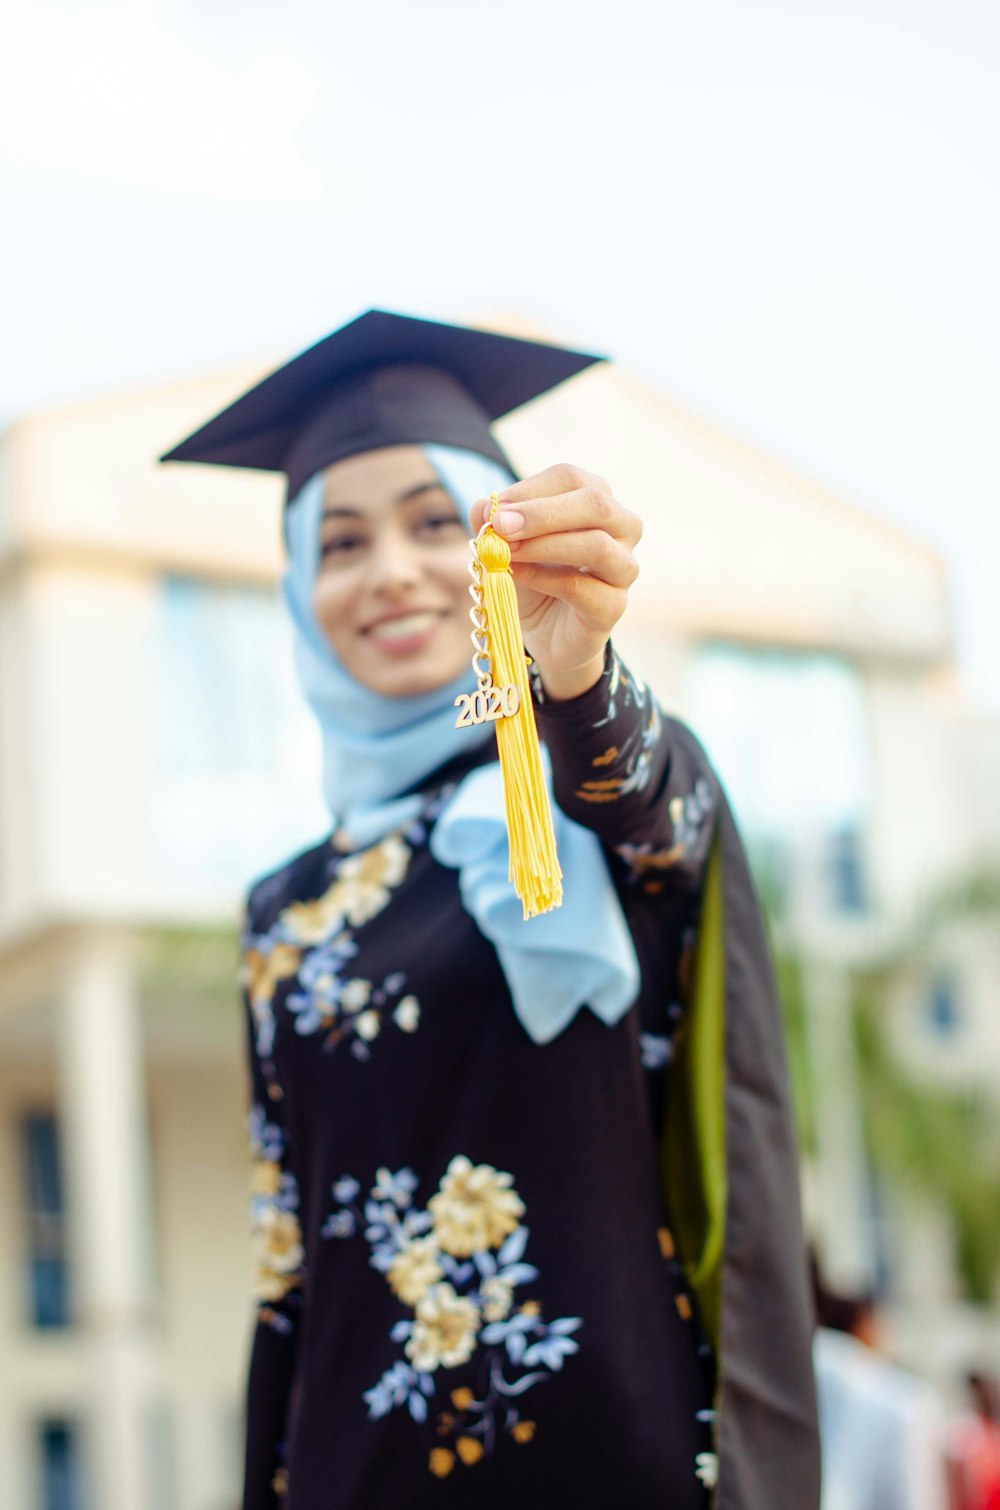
xmin=695 ymin=1450 xmax=719 ymax=1488
xmin=387 ymin=1236 xmax=444 ymax=1306
xmin=393 ymin=995 xmax=421 ymax=1032
xmin=405 ymin=1282 xmax=481 ymax=1371
xmin=340 ymin=978 xmax=373 ymax=1012
xmin=428 ymin=1156 xmax=525 ymax=1257
xmin=480 ymin=1273 xmax=515 ymax=1322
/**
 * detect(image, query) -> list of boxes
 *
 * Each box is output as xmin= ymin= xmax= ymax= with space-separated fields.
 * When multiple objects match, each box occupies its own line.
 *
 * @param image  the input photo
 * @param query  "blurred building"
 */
xmin=0 ymin=318 xmax=997 ymax=1510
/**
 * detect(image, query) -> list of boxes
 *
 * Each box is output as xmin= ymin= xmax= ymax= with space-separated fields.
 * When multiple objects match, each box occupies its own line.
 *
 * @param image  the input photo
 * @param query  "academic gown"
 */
xmin=237 ymin=641 xmax=820 ymax=1510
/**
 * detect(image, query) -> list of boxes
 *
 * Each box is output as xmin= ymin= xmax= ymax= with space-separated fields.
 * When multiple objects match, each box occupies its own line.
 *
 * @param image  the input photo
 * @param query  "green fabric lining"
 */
xmin=660 ymin=831 xmax=727 ymax=1351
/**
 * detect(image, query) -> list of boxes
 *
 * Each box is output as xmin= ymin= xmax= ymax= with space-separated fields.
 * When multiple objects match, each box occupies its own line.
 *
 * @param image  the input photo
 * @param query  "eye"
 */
xmin=416 ymin=513 xmax=464 ymax=535
xmin=319 ymin=533 xmax=365 ymax=558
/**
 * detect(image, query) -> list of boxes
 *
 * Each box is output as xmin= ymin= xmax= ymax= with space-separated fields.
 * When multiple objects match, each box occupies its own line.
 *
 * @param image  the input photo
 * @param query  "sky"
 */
xmin=3 ymin=0 xmax=999 ymax=713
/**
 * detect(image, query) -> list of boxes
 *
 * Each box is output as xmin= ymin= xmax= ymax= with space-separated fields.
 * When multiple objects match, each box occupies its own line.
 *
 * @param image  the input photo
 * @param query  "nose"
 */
xmin=366 ymin=526 xmax=422 ymax=595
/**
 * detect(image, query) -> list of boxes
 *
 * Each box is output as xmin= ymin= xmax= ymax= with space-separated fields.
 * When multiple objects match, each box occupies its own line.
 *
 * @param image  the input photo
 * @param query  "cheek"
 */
xmin=312 ymin=574 xmax=352 ymax=639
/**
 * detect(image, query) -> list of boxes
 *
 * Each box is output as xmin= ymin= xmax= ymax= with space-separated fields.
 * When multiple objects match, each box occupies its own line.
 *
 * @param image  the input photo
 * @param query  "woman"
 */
xmin=160 ymin=309 xmax=820 ymax=1509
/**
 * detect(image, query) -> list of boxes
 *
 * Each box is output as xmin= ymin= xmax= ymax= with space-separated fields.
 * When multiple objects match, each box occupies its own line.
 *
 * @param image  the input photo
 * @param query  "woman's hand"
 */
xmin=469 ymin=463 xmax=642 ymax=701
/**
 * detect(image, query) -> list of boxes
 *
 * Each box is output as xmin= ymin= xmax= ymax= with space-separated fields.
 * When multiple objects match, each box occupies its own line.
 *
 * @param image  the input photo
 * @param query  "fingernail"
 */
xmin=496 ymin=509 xmax=526 ymax=537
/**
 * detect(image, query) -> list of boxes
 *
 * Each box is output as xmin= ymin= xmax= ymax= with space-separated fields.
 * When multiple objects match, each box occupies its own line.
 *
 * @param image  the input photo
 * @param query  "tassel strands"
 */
xmin=454 ymin=494 xmax=563 ymax=919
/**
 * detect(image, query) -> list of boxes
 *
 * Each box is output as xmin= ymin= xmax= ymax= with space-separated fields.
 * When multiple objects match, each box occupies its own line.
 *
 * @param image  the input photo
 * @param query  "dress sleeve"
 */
xmin=239 ymin=909 xmax=306 ymax=1510
xmin=529 ymin=637 xmax=718 ymax=897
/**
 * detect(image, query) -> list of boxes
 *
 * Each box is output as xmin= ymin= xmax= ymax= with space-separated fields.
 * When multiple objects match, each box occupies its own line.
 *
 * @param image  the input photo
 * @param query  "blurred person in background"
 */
xmin=159 ymin=309 xmax=819 ymax=1509
xmin=812 ymin=1255 xmax=949 ymax=1510
xmin=947 ymin=1372 xmax=1000 ymax=1510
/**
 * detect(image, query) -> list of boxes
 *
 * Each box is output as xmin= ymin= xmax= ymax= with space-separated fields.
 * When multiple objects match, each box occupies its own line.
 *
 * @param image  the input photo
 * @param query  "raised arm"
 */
xmin=530 ymin=638 xmax=717 ymax=896
xmin=466 ymin=466 xmax=717 ymax=897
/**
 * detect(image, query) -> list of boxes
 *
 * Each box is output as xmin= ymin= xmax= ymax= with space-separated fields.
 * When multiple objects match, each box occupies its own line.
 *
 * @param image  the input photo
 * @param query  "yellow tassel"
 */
xmin=472 ymin=504 xmax=563 ymax=919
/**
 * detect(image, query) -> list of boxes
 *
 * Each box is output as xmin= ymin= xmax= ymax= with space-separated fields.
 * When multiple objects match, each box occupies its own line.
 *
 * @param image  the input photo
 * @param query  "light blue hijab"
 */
xmin=281 ymin=443 xmax=640 ymax=1045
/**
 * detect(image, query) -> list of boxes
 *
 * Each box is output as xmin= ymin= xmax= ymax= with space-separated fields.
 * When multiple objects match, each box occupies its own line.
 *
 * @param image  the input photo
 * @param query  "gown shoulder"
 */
xmin=243 ymin=834 xmax=334 ymax=935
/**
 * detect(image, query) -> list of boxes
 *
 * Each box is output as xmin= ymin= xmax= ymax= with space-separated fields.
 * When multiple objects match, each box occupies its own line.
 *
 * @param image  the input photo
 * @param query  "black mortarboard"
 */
xmin=158 ymin=308 xmax=606 ymax=502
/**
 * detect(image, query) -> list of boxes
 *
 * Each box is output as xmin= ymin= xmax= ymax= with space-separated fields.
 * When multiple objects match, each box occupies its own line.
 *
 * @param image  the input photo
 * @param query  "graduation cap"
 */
xmin=158 ymin=308 xmax=606 ymax=502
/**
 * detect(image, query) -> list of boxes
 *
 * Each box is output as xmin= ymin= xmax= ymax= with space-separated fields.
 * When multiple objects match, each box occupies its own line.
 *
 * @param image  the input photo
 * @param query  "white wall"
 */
xmin=865 ymin=666 xmax=980 ymax=923
xmin=0 ymin=557 xmax=328 ymax=942
xmin=0 ymin=578 xmax=43 ymax=935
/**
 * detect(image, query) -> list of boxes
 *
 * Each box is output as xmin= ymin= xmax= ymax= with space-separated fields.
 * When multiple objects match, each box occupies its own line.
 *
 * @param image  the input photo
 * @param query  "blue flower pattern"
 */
xmin=321 ymin=1158 xmax=583 ymax=1478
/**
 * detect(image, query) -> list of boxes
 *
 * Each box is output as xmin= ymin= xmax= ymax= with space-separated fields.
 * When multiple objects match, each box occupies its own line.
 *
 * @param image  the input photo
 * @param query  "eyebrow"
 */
xmin=322 ymin=480 xmax=452 ymax=520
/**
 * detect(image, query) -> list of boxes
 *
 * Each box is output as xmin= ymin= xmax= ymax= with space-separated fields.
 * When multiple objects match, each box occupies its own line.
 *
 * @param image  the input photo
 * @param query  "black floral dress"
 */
xmin=239 ymin=640 xmax=720 ymax=1510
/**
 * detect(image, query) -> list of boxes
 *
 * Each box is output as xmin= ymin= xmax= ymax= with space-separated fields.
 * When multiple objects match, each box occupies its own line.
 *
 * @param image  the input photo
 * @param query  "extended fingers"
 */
xmin=509 ymin=528 xmax=639 ymax=588
xmin=497 ymin=462 xmax=610 ymax=504
xmin=471 ymin=487 xmax=641 ymax=548
xmin=508 ymin=563 xmax=628 ymax=622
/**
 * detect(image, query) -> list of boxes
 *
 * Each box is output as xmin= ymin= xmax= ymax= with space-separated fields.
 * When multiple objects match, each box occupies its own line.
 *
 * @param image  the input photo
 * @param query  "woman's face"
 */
xmin=313 ymin=444 xmax=474 ymax=698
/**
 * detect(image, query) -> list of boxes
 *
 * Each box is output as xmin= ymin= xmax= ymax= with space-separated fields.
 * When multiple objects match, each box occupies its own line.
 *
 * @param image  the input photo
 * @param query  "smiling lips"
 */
xmin=364 ymin=610 xmax=447 ymax=648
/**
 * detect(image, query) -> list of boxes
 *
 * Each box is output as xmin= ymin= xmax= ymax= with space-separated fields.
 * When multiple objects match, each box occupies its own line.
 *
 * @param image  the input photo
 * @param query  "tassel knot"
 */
xmin=478 ymin=530 xmax=512 ymax=573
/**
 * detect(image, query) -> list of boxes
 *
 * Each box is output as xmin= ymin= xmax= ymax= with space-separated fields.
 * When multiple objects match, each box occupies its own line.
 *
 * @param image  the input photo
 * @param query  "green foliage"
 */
xmin=759 ymin=840 xmax=1000 ymax=1306
xmin=749 ymin=846 xmax=817 ymax=1159
xmin=773 ymin=949 xmax=818 ymax=1158
xmin=850 ymin=961 xmax=1000 ymax=1305
xmin=137 ymin=924 xmax=241 ymax=1016
xmin=845 ymin=860 xmax=1000 ymax=1305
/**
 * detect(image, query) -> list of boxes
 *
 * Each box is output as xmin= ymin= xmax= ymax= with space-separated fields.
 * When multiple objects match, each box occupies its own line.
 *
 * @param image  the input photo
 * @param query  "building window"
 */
xmin=682 ymin=644 xmax=874 ymax=922
xmin=154 ymin=575 xmax=288 ymax=777
xmin=37 ymin=1419 xmax=84 ymax=1510
xmin=149 ymin=574 xmax=328 ymax=898
xmin=827 ymin=824 xmax=868 ymax=914
xmin=927 ymin=970 xmax=960 ymax=1035
xmin=21 ymin=1112 xmax=70 ymax=1329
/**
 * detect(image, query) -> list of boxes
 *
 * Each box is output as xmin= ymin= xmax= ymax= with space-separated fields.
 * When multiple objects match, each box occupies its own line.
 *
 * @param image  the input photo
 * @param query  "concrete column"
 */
xmin=803 ymin=952 xmax=874 ymax=1293
xmin=56 ymin=927 xmax=157 ymax=1510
